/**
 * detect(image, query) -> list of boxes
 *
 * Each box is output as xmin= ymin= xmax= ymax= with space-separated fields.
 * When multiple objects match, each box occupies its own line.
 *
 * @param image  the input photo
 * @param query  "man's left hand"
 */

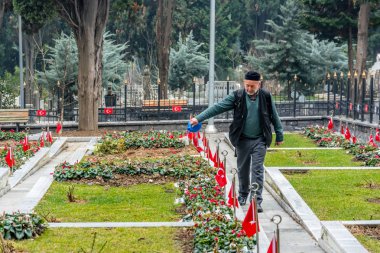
xmin=275 ymin=141 xmax=283 ymax=146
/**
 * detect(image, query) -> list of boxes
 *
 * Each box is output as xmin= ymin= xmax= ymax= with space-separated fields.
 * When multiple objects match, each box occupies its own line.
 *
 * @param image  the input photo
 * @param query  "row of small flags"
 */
xmin=3 ymin=121 xmax=63 ymax=170
xmin=328 ymin=117 xmax=380 ymax=147
xmin=187 ymin=130 xmax=278 ymax=252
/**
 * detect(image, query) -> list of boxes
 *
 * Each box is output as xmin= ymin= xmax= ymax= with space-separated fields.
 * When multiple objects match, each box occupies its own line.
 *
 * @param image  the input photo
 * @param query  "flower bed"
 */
xmin=0 ymin=212 xmax=46 ymax=240
xmin=51 ymin=131 xmax=257 ymax=252
xmin=0 ymin=130 xmax=26 ymax=142
xmin=0 ymin=142 xmax=40 ymax=170
xmin=304 ymin=125 xmax=380 ymax=166
xmin=52 ymin=155 xmax=207 ymax=182
xmin=95 ymin=130 xmax=185 ymax=155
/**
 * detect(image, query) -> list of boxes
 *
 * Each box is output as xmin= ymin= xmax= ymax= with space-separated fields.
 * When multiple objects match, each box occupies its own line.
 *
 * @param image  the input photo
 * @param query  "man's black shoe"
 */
xmin=257 ymin=205 xmax=263 ymax=213
xmin=238 ymin=196 xmax=247 ymax=206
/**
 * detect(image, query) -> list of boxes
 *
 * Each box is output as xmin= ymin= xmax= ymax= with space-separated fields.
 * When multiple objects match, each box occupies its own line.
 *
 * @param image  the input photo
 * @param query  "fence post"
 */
xmin=293 ymin=75 xmax=297 ymax=118
xmin=361 ymin=71 xmax=366 ymax=122
xmin=333 ymin=72 xmax=337 ymax=115
xmin=339 ymin=72 xmax=344 ymax=116
xmin=226 ymin=76 xmax=230 ymax=119
xmin=370 ymin=74 xmax=374 ymax=123
xmin=124 ymin=81 xmax=128 ymax=121
xmin=354 ymin=71 xmax=358 ymax=120
xmin=346 ymin=72 xmax=351 ymax=118
xmin=157 ymin=78 xmax=161 ymax=117
xmin=326 ymin=73 xmax=331 ymax=116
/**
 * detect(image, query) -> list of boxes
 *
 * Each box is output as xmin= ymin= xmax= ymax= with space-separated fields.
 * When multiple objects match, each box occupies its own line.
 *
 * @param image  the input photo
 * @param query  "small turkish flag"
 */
xmin=228 ymin=184 xmax=239 ymax=208
xmin=267 ymin=233 xmax=278 ymax=253
xmin=352 ymin=136 xmax=357 ymax=144
xmin=327 ymin=117 xmax=334 ymax=130
xmin=46 ymin=131 xmax=53 ymax=144
xmin=172 ymin=106 xmax=182 ymax=112
xmin=368 ymin=134 xmax=378 ymax=147
xmin=364 ymin=104 xmax=369 ymax=113
xmin=36 ymin=110 xmax=47 ymax=116
xmin=340 ymin=125 xmax=344 ymax=134
xmin=344 ymin=127 xmax=351 ymax=140
xmin=104 ymin=108 xmax=113 ymax=114
xmin=56 ymin=121 xmax=62 ymax=134
xmin=215 ymin=168 xmax=227 ymax=187
xmin=22 ymin=135 xmax=30 ymax=152
xmin=5 ymin=147 xmax=15 ymax=168
xmin=242 ymin=199 xmax=260 ymax=237
xmin=40 ymin=133 xmax=45 ymax=147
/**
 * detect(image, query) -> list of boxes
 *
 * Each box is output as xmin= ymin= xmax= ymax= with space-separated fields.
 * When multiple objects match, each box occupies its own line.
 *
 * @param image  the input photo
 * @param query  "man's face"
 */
xmin=244 ymin=80 xmax=260 ymax=95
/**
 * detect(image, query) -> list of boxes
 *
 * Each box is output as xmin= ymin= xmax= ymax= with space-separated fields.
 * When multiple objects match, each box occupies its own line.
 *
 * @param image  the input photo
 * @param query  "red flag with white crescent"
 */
xmin=56 ymin=121 xmax=62 ymax=134
xmin=242 ymin=199 xmax=260 ymax=237
xmin=215 ymin=168 xmax=227 ymax=187
xmin=227 ymin=184 xmax=239 ymax=208
xmin=5 ymin=147 xmax=15 ymax=168
xmin=327 ymin=117 xmax=334 ymax=130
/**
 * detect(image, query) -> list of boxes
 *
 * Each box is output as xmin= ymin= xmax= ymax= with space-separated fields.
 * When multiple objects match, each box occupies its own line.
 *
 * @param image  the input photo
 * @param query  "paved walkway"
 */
xmin=206 ymin=133 xmax=325 ymax=253
xmin=0 ymin=142 xmax=88 ymax=213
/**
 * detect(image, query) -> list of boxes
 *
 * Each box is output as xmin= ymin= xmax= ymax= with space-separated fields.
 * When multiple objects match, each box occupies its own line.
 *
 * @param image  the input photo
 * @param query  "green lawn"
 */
xmin=265 ymin=149 xmax=363 ymax=167
xmin=285 ymin=170 xmax=380 ymax=220
xmin=12 ymin=227 xmax=184 ymax=253
xmin=354 ymin=234 xmax=380 ymax=253
xmin=271 ymin=133 xmax=317 ymax=148
xmin=35 ymin=182 xmax=180 ymax=222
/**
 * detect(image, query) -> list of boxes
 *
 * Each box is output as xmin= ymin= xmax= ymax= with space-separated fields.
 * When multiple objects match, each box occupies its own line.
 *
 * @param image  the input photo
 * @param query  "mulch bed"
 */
xmin=348 ymin=225 xmax=380 ymax=240
xmin=175 ymin=228 xmax=194 ymax=253
xmin=89 ymin=146 xmax=199 ymax=161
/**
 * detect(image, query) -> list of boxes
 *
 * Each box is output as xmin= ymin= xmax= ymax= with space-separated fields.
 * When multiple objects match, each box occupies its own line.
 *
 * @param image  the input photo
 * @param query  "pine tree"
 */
xmin=168 ymin=31 xmax=208 ymax=91
xmin=248 ymin=0 xmax=347 ymax=96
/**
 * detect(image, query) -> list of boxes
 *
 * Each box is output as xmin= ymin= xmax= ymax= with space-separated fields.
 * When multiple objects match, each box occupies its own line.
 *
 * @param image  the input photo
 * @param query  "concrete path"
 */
xmin=0 ymin=142 xmax=88 ymax=213
xmin=206 ymin=133 xmax=325 ymax=253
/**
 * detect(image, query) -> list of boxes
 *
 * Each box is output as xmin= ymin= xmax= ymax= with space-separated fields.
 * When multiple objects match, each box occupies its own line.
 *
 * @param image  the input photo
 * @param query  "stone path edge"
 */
xmin=48 ymin=222 xmax=194 ymax=228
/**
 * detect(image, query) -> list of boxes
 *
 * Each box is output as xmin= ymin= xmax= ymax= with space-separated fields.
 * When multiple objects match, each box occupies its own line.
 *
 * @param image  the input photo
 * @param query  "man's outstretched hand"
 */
xmin=189 ymin=118 xmax=199 ymax=127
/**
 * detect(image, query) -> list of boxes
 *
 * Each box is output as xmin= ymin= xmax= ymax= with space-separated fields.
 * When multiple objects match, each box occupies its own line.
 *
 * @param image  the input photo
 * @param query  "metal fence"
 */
xmin=5 ymin=74 xmax=380 ymax=124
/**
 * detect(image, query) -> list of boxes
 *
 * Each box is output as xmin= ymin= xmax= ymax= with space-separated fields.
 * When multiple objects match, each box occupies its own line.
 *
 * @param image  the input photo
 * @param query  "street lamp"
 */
xmin=205 ymin=0 xmax=217 ymax=133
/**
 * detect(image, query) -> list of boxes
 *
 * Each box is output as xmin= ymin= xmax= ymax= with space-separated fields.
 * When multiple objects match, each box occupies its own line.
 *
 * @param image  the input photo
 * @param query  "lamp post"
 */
xmin=205 ymin=0 xmax=217 ymax=133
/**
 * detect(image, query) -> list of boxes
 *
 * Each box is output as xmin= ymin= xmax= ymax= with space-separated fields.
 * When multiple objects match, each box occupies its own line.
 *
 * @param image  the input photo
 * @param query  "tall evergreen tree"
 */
xmin=168 ymin=31 xmax=208 ymax=91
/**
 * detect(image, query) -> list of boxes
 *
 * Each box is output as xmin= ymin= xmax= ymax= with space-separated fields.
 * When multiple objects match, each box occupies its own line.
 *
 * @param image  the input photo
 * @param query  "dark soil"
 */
xmin=367 ymin=198 xmax=380 ymax=204
xmin=91 ymin=146 xmax=199 ymax=161
xmin=348 ymin=225 xmax=380 ymax=240
xmin=175 ymin=228 xmax=194 ymax=253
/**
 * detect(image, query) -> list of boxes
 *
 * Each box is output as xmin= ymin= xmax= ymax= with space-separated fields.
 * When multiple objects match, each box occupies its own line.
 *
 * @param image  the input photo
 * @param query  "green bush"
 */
xmin=0 ymin=212 xmax=46 ymax=240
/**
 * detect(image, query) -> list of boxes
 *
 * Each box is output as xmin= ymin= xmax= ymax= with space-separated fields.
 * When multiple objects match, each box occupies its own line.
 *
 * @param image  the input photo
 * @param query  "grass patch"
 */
xmin=354 ymin=234 xmax=380 ymax=253
xmin=271 ymin=133 xmax=317 ymax=148
xmin=11 ymin=227 xmax=184 ymax=253
xmin=35 ymin=182 xmax=180 ymax=222
xmin=284 ymin=170 xmax=380 ymax=220
xmin=265 ymin=149 xmax=363 ymax=167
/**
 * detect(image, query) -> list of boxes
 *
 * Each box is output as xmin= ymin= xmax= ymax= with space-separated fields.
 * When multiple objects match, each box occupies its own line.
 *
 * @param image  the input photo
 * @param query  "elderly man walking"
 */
xmin=190 ymin=71 xmax=283 ymax=212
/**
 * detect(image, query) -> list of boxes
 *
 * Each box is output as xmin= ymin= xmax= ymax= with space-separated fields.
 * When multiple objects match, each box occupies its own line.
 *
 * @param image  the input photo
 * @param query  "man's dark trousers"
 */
xmin=236 ymin=136 xmax=267 ymax=205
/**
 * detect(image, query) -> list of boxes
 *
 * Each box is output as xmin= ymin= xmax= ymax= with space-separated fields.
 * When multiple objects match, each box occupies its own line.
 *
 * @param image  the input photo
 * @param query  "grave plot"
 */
xmin=8 ymin=130 xmax=257 ymax=252
xmin=284 ymin=170 xmax=380 ymax=221
xmin=265 ymin=149 xmax=363 ymax=167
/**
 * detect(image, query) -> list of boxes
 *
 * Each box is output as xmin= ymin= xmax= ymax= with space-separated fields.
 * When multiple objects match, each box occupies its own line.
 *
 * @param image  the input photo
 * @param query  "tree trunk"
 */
xmin=23 ymin=33 xmax=36 ymax=107
xmin=356 ymin=1 xmax=370 ymax=103
xmin=55 ymin=0 xmax=110 ymax=131
xmin=0 ymin=0 xmax=5 ymax=30
xmin=156 ymin=0 xmax=174 ymax=100
xmin=348 ymin=26 xmax=354 ymax=101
